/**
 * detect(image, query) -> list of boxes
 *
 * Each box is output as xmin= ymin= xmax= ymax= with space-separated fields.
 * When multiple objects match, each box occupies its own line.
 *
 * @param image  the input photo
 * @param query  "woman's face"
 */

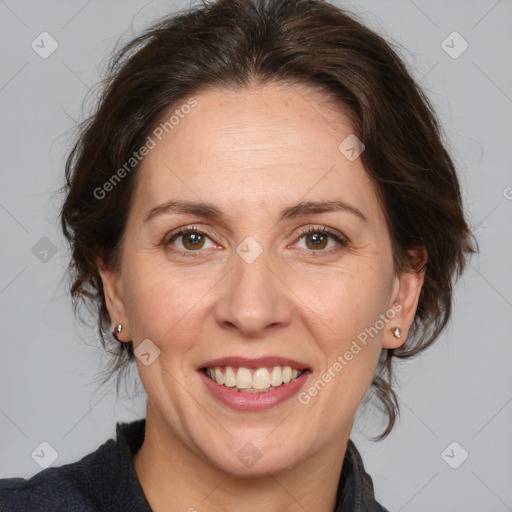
xmin=100 ymin=82 xmax=423 ymax=475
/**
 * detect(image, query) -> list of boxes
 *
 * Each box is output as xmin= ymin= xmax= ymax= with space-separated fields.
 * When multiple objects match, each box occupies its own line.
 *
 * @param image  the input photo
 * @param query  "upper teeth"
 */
xmin=205 ymin=366 xmax=303 ymax=390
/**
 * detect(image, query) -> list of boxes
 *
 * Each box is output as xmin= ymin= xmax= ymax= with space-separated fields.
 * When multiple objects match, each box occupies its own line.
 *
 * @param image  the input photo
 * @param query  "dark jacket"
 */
xmin=0 ymin=419 xmax=390 ymax=511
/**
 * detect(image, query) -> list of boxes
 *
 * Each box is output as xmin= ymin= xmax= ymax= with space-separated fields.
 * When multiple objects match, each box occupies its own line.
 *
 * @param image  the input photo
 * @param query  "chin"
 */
xmin=201 ymin=436 xmax=309 ymax=477
xmin=215 ymin=453 xmax=301 ymax=478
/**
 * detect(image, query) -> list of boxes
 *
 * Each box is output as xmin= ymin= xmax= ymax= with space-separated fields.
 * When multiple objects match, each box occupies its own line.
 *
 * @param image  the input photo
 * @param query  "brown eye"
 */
xmin=181 ymin=231 xmax=205 ymax=250
xmin=305 ymin=232 xmax=328 ymax=250
xmin=166 ymin=227 xmax=216 ymax=254
xmin=295 ymin=227 xmax=347 ymax=253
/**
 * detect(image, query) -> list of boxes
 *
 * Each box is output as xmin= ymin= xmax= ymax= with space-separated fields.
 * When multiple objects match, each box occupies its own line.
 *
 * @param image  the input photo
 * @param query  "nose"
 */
xmin=213 ymin=249 xmax=293 ymax=337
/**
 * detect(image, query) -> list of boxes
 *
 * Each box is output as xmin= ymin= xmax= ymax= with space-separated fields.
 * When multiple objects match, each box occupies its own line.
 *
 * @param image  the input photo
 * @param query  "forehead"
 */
xmin=132 ymin=82 xmax=382 ymax=224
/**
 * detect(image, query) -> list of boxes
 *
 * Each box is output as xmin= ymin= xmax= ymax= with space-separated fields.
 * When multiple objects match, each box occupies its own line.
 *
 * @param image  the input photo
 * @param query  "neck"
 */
xmin=133 ymin=402 xmax=350 ymax=512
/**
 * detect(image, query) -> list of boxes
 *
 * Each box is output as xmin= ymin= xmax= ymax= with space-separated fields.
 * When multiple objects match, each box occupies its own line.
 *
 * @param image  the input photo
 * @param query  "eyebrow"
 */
xmin=144 ymin=199 xmax=368 ymax=224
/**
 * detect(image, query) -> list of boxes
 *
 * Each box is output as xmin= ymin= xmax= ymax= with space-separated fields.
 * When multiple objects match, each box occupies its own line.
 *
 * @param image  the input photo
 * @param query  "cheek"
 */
xmin=303 ymin=259 xmax=393 ymax=352
xmin=297 ymin=267 xmax=391 ymax=417
xmin=122 ymin=258 xmax=212 ymax=350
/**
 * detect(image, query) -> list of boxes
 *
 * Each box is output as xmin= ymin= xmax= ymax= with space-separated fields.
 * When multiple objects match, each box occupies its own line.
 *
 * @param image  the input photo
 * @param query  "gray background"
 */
xmin=0 ymin=0 xmax=511 ymax=510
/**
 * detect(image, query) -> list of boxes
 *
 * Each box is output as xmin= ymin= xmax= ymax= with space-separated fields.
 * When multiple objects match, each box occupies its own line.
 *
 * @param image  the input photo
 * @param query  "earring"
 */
xmin=392 ymin=327 xmax=401 ymax=339
xmin=112 ymin=324 xmax=123 ymax=341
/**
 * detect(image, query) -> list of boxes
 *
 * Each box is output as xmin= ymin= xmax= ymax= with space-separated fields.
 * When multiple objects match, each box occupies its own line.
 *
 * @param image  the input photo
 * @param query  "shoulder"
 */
xmin=0 ymin=437 xmax=116 ymax=512
xmin=0 ymin=468 xmax=97 ymax=512
xmin=0 ymin=419 xmax=150 ymax=512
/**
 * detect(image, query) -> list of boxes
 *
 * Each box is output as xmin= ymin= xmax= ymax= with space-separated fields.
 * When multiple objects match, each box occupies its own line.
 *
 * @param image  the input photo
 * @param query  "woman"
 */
xmin=0 ymin=0 xmax=476 ymax=510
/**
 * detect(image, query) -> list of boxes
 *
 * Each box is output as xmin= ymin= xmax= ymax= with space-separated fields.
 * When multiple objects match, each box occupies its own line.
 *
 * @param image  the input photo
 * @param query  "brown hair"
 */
xmin=60 ymin=0 xmax=476 ymax=439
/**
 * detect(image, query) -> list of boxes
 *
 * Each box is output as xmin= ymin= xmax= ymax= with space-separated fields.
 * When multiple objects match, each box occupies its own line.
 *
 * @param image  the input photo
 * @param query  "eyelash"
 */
xmin=164 ymin=224 xmax=348 ymax=258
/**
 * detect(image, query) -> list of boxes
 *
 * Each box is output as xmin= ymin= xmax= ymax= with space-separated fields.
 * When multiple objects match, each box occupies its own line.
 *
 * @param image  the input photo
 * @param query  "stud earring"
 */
xmin=392 ymin=327 xmax=401 ymax=338
xmin=112 ymin=324 xmax=123 ymax=341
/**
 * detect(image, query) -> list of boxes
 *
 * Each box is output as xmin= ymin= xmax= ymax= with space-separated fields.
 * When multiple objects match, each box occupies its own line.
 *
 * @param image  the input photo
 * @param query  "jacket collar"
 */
xmin=334 ymin=439 xmax=389 ymax=511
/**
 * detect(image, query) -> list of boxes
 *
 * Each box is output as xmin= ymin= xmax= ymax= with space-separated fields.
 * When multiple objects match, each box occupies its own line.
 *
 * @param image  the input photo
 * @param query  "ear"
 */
xmin=383 ymin=247 xmax=427 ymax=349
xmin=96 ymin=258 xmax=130 ymax=342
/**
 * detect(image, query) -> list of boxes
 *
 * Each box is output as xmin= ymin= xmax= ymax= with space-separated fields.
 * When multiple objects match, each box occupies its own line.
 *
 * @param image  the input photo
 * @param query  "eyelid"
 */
xmin=165 ymin=224 xmax=347 ymax=242
xmin=165 ymin=224 xmax=216 ymax=243
xmin=294 ymin=224 xmax=347 ymax=240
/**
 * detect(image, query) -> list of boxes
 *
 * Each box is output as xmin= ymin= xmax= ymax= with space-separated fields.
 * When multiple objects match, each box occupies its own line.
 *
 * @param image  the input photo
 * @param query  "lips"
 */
xmin=199 ymin=356 xmax=310 ymax=391
xmin=198 ymin=356 xmax=311 ymax=411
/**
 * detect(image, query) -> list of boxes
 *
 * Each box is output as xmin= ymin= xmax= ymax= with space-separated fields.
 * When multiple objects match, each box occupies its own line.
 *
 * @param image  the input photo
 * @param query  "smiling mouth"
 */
xmin=201 ymin=365 xmax=309 ymax=393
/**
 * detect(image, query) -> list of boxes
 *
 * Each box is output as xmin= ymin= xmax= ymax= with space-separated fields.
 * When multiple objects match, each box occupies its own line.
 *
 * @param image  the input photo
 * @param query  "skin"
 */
xmin=98 ymin=81 xmax=426 ymax=512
